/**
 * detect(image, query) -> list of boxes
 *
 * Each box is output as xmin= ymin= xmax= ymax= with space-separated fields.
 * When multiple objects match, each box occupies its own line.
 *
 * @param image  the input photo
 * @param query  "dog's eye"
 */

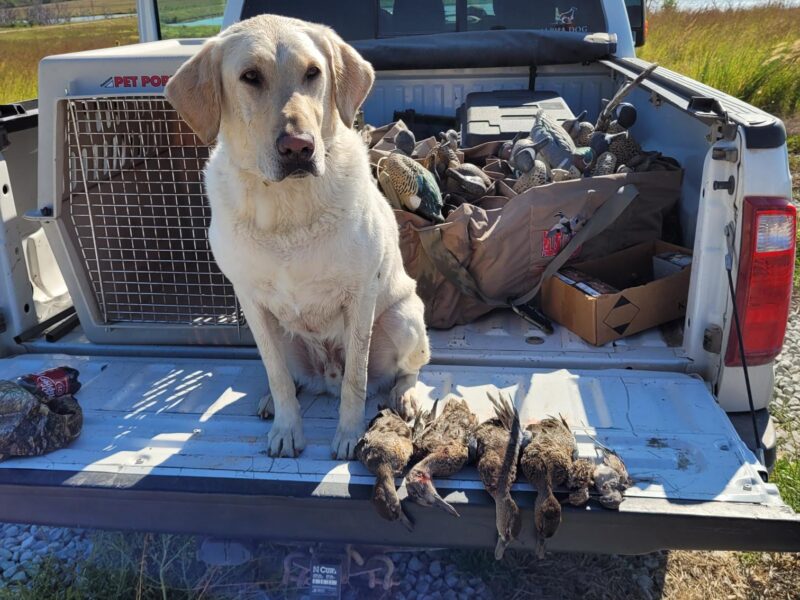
xmin=240 ymin=69 xmax=261 ymax=85
xmin=305 ymin=66 xmax=321 ymax=81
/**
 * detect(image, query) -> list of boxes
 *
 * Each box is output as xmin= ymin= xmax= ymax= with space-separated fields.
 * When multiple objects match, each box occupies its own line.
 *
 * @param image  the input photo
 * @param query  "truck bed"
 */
xmin=1 ymin=351 xmax=797 ymax=553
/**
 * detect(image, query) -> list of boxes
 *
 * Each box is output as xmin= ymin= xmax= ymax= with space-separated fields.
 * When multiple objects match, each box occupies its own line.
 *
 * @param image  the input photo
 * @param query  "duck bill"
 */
xmin=534 ymin=536 xmax=547 ymax=559
xmin=432 ymin=492 xmax=460 ymax=518
xmin=494 ymin=536 xmax=510 ymax=560
xmin=398 ymin=508 xmax=414 ymax=532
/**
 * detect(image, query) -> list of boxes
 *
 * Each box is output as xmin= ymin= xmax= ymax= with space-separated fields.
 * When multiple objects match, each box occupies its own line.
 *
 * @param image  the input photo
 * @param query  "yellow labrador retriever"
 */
xmin=165 ymin=15 xmax=430 ymax=459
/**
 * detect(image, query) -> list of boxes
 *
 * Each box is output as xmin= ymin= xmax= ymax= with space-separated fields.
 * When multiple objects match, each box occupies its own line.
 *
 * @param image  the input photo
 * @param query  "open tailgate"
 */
xmin=0 ymin=354 xmax=797 ymax=553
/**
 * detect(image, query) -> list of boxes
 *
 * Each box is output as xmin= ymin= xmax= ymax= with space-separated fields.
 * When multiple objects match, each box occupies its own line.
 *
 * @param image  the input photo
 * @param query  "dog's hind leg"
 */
xmin=370 ymin=293 xmax=431 ymax=419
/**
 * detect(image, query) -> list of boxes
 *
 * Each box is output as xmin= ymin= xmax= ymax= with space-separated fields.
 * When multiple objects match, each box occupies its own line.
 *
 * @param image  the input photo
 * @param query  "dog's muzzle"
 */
xmin=276 ymin=132 xmax=318 ymax=179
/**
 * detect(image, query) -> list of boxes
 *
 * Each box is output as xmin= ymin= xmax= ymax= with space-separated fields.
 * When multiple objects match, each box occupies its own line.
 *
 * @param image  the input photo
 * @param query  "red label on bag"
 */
xmin=542 ymin=230 xmax=569 ymax=257
xmin=541 ymin=231 xmax=583 ymax=259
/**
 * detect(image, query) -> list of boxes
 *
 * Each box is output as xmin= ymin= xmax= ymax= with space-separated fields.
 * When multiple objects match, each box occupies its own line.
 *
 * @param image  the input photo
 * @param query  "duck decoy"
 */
xmin=591 ymin=151 xmax=618 ymax=177
xmin=532 ymin=130 xmax=593 ymax=173
xmin=445 ymin=164 xmax=493 ymax=201
xmin=508 ymin=136 xmax=538 ymax=173
xmin=379 ymin=153 xmax=444 ymax=223
xmin=355 ymin=408 xmax=415 ymax=531
xmin=405 ymin=396 xmax=478 ymax=518
xmin=513 ymin=159 xmax=549 ymax=194
xmin=474 ymin=391 xmax=522 ymax=560
xmin=439 ymin=129 xmax=460 ymax=150
xmin=562 ymin=110 xmax=595 ymax=147
xmin=551 ymin=166 xmax=581 ymax=182
xmin=589 ymin=130 xmax=630 ymax=159
xmin=431 ymin=140 xmax=461 ymax=181
xmin=605 ymin=104 xmax=641 ymax=166
xmin=593 ymin=447 xmax=632 ymax=509
xmin=393 ymin=129 xmax=417 ymax=156
xmin=520 ymin=415 xmax=576 ymax=558
xmin=499 ymin=132 xmax=524 ymax=161
xmin=595 ymin=63 xmax=658 ymax=132
xmin=614 ymin=102 xmax=637 ymax=130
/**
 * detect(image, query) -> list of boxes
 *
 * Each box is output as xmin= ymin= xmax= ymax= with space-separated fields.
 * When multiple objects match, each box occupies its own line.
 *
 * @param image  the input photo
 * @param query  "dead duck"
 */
xmin=474 ymin=391 xmax=522 ymax=560
xmin=520 ymin=415 xmax=576 ymax=558
xmin=566 ymin=458 xmax=595 ymax=506
xmin=379 ymin=153 xmax=444 ymax=223
xmin=354 ymin=408 xmax=415 ymax=531
xmin=593 ymin=447 xmax=632 ymax=509
xmin=404 ymin=396 xmax=477 ymax=517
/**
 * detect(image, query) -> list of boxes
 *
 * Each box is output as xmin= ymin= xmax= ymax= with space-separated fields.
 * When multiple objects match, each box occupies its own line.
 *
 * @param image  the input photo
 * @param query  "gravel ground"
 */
xmin=0 ymin=523 xmax=91 ymax=589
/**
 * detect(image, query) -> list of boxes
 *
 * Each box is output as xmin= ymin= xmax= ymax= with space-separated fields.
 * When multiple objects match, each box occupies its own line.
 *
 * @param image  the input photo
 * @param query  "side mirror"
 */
xmin=625 ymin=0 xmax=646 ymax=46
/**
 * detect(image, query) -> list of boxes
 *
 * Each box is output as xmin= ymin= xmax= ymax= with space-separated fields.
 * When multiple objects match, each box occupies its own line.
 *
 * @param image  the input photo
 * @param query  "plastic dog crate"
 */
xmin=36 ymin=41 xmax=252 ymax=345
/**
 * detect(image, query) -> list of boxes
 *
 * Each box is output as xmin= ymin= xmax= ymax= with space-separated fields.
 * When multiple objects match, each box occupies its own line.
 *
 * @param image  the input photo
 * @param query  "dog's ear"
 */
xmin=165 ymin=39 xmax=222 ymax=145
xmin=320 ymin=28 xmax=374 ymax=128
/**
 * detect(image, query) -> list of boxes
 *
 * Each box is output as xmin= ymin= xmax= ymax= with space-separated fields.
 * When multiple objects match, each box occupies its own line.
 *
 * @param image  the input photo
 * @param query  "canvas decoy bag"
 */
xmin=368 ymin=125 xmax=684 ymax=329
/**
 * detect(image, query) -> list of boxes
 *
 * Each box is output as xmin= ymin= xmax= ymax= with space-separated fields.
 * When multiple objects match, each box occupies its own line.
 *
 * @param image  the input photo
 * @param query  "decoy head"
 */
xmin=494 ymin=495 xmax=522 ymax=560
xmin=533 ymin=490 xmax=562 ymax=557
xmin=372 ymin=474 xmax=414 ymax=532
xmin=614 ymin=103 xmax=637 ymax=129
xmin=562 ymin=109 xmax=588 ymax=136
xmin=405 ymin=465 xmax=460 ymax=517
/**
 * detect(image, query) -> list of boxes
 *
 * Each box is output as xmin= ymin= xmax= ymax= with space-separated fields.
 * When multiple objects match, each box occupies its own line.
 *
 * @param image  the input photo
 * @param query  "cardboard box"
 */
xmin=541 ymin=241 xmax=692 ymax=346
xmin=652 ymin=251 xmax=693 ymax=280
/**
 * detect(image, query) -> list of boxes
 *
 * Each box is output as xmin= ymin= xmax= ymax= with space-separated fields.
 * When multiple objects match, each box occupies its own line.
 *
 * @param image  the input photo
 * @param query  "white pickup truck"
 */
xmin=0 ymin=0 xmax=798 ymax=554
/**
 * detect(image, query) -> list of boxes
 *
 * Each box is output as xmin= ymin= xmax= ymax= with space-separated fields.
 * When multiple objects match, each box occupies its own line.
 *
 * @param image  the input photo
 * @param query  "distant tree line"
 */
xmin=0 ymin=0 xmax=82 ymax=27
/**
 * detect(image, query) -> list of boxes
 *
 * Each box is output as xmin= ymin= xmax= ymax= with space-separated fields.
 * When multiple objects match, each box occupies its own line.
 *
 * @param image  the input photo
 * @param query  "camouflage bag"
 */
xmin=0 ymin=380 xmax=83 ymax=461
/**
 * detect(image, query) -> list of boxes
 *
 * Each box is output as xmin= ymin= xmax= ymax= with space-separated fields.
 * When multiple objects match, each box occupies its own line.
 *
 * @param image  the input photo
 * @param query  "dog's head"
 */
xmin=165 ymin=15 xmax=374 ymax=182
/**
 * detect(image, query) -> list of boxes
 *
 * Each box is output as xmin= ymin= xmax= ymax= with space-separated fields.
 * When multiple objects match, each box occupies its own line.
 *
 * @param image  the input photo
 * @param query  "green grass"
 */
xmin=640 ymin=6 xmax=800 ymax=117
xmin=0 ymin=17 xmax=138 ymax=103
xmin=0 ymin=0 xmax=135 ymax=19
xmin=772 ymin=457 xmax=800 ymax=511
xmin=156 ymin=0 xmax=224 ymax=25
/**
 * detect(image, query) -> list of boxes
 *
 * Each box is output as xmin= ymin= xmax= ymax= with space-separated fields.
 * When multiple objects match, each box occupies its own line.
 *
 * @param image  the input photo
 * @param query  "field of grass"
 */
xmin=0 ymin=0 xmax=134 ymax=19
xmin=0 ymin=17 xmax=137 ymax=103
xmin=639 ymin=5 xmax=800 ymax=117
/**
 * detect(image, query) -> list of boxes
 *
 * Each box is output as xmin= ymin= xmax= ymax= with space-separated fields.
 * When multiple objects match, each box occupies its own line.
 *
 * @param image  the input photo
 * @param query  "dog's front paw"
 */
xmin=267 ymin=415 xmax=306 ymax=457
xmin=257 ymin=394 xmax=275 ymax=419
xmin=390 ymin=384 xmax=420 ymax=420
xmin=331 ymin=422 xmax=365 ymax=460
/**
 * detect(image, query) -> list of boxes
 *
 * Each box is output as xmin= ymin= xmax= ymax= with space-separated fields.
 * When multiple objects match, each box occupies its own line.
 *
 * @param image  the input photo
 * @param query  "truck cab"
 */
xmin=0 ymin=0 xmax=797 ymax=553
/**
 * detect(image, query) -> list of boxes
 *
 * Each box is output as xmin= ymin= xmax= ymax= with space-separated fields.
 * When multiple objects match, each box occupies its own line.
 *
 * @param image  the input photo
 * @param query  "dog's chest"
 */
xmin=211 ymin=229 xmax=350 ymax=338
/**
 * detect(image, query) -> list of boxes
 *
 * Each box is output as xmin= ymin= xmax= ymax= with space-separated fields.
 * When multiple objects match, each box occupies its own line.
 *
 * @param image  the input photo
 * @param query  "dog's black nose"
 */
xmin=276 ymin=133 xmax=315 ymax=162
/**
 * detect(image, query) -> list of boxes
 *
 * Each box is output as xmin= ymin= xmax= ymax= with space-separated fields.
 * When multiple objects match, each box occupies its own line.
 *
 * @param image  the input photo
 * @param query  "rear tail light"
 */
xmin=725 ymin=197 xmax=796 ymax=367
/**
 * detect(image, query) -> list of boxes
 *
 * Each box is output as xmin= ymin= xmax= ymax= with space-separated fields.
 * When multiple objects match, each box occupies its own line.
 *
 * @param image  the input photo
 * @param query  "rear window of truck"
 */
xmin=238 ymin=0 xmax=608 ymax=39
